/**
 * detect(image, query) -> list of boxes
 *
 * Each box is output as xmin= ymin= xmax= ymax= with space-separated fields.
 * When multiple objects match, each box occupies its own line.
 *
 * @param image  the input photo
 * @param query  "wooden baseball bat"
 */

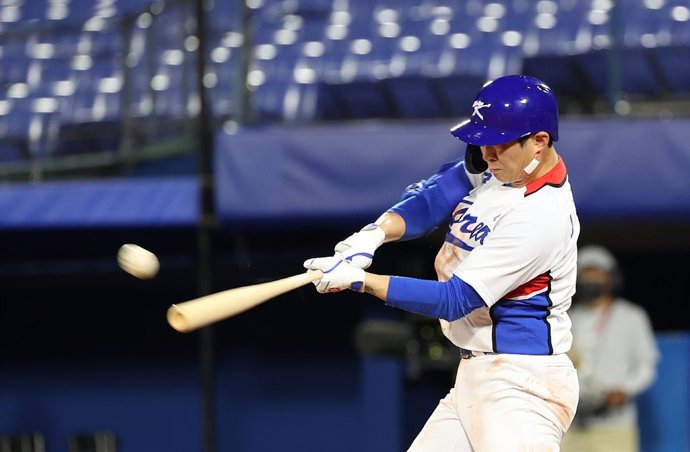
xmin=166 ymin=270 xmax=322 ymax=333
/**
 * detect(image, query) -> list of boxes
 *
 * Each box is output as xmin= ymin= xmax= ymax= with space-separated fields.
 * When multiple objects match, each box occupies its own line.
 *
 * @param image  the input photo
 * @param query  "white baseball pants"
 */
xmin=408 ymin=353 xmax=579 ymax=452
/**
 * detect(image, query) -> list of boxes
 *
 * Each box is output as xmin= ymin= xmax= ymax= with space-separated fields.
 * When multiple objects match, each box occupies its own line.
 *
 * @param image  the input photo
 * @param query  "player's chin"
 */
xmin=489 ymin=168 xmax=506 ymax=181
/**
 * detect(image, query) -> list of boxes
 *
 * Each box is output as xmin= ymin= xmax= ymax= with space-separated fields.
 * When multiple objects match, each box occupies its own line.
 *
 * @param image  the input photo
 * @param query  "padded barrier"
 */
xmin=1 ymin=118 xmax=689 ymax=230
xmin=215 ymin=118 xmax=690 ymax=225
xmin=0 ymin=176 xmax=198 ymax=229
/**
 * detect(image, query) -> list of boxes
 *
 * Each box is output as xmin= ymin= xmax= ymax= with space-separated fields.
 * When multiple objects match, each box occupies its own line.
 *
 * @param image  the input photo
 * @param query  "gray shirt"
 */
xmin=569 ymin=298 xmax=660 ymax=427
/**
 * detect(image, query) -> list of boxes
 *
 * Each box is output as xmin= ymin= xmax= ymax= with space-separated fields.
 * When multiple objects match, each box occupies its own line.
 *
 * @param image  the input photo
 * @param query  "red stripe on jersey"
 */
xmin=524 ymin=158 xmax=567 ymax=196
xmin=505 ymin=273 xmax=551 ymax=299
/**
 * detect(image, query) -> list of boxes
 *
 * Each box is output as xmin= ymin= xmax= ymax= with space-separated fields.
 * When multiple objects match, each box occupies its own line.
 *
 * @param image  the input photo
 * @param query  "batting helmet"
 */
xmin=450 ymin=75 xmax=559 ymax=174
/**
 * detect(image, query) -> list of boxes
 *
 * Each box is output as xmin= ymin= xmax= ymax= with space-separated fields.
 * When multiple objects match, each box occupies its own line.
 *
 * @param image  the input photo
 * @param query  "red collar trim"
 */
xmin=524 ymin=157 xmax=567 ymax=196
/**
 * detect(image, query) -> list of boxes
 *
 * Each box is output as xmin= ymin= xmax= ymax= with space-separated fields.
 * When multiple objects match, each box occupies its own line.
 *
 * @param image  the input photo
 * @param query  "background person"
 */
xmin=562 ymin=244 xmax=660 ymax=452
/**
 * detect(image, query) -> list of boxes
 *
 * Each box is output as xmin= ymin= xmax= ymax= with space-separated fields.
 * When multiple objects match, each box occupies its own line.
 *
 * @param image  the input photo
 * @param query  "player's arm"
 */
xmin=303 ymin=257 xmax=485 ymax=321
xmin=388 ymin=159 xmax=476 ymax=240
xmin=331 ymin=212 xmax=403 ymax=269
xmin=336 ymin=159 xmax=477 ymax=269
xmin=366 ymin=272 xmax=486 ymax=321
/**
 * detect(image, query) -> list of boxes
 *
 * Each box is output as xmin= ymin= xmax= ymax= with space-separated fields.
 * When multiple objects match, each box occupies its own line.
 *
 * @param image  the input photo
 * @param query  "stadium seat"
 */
xmin=574 ymin=47 xmax=664 ymax=99
xmin=430 ymin=74 xmax=487 ymax=118
xmin=314 ymin=78 xmax=397 ymax=120
xmin=1 ymin=0 xmax=690 ymax=132
xmin=653 ymin=46 xmax=690 ymax=95
xmin=521 ymin=53 xmax=594 ymax=105
xmin=384 ymin=76 xmax=445 ymax=118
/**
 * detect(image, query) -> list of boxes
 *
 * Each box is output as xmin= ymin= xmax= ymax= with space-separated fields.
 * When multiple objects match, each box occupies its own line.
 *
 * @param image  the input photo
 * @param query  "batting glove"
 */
xmin=334 ymin=223 xmax=386 ymax=269
xmin=303 ymin=256 xmax=366 ymax=293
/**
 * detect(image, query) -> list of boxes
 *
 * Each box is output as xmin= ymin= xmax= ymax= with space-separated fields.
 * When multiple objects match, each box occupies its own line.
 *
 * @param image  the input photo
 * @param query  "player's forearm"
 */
xmin=363 ymin=273 xmax=486 ymax=321
xmin=362 ymin=273 xmax=392 ymax=300
xmin=373 ymin=211 xmax=406 ymax=243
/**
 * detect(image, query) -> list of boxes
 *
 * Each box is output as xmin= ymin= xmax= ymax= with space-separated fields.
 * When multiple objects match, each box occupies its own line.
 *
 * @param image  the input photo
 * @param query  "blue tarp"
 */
xmin=0 ymin=118 xmax=689 ymax=229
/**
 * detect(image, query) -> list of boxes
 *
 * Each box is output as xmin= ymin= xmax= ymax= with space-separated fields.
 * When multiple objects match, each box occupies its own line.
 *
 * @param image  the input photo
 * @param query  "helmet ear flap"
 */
xmin=465 ymin=145 xmax=487 ymax=174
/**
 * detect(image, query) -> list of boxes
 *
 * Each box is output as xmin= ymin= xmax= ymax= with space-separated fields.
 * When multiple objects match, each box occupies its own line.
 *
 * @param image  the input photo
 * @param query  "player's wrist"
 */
xmin=359 ymin=223 xmax=386 ymax=246
xmin=349 ymin=268 xmax=366 ymax=293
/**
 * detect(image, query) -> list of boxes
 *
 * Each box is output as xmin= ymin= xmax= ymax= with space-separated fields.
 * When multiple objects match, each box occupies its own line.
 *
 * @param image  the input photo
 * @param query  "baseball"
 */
xmin=117 ymin=244 xmax=160 ymax=280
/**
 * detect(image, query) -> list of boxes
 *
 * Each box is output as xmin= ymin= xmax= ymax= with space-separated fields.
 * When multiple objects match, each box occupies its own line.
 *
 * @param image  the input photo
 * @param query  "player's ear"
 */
xmin=533 ymin=131 xmax=550 ymax=153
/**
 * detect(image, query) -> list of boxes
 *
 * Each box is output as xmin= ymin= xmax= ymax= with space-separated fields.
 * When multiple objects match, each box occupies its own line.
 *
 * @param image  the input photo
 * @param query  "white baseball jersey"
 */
xmin=434 ymin=158 xmax=580 ymax=355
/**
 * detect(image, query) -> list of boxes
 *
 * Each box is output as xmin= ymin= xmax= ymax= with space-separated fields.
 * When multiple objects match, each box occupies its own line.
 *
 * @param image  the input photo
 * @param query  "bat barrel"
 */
xmin=167 ymin=305 xmax=192 ymax=333
xmin=166 ymin=270 xmax=323 ymax=333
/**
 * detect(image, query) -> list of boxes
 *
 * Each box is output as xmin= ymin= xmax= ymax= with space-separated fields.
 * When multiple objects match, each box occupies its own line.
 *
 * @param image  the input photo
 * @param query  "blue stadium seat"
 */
xmin=621 ymin=2 xmax=671 ymax=48
xmin=21 ymin=0 xmax=48 ymax=22
xmin=207 ymin=0 xmax=242 ymax=33
xmin=653 ymin=46 xmax=690 ymax=94
xmin=62 ymin=58 xmax=122 ymax=124
xmin=398 ymin=28 xmax=449 ymax=77
xmin=33 ymin=58 xmax=74 ymax=97
xmin=384 ymin=76 xmax=445 ymax=118
xmin=314 ymin=78 xmax=396 ymax=120
xmin=2 ymin=98 xmax=33 ymax=139
xmin=521 ymin=54 xmax=591 ymax=101
xmin=208 ymin=57 xmax=238 ymax=117
xmin=524 ymin=4 xmax=589 ymax=56
xmin=430 ymin=74 xmax=487 ymax=118
xmin=448 ymin=32 xmax=494 ymax=77
xmin=252 ymin=79 xmax=290 ymax=121
xmin=0 ymin=57 xmax=32 ymax=85
xmin=668 ymin=6 xmax=690 ymax=45
xmin=1 ymin=0 xmax=689 ymax=130
xmin=0 ymin=140 xmax=26 ymax=163
xmin=574 ymin=47 xmax=664 ymax=99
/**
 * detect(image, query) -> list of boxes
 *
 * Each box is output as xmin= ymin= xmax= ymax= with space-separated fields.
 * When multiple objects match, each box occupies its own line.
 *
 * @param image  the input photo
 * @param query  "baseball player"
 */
xmin=304 ymin=75 xmax=581 ymax=451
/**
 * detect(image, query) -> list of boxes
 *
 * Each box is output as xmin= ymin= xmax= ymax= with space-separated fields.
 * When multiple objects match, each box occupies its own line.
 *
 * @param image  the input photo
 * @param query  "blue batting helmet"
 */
xmin=450 ymin=75 xmax=559 ymax=174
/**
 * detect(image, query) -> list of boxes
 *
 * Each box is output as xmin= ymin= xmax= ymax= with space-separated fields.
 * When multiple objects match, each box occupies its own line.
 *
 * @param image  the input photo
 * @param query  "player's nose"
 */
xmin=480 ymin=146 xmax=497 ymax=161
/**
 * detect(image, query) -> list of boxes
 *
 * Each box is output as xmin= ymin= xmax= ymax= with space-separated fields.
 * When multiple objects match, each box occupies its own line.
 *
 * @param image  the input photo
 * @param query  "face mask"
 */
xmin=575 ymin=281 xmax=606 ymax=303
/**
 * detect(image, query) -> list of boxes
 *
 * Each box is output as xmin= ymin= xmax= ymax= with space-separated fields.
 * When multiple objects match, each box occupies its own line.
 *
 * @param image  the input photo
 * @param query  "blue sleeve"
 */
xmin=388 ymin=159 xmax=473 ymax=240
xmin=385 ymin=274 xmax=486 ymax=321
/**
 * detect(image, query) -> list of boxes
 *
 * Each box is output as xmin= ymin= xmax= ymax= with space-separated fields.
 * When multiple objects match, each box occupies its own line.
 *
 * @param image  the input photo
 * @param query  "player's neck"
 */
xmin=513 ymin=149 xmax=559 ymax=188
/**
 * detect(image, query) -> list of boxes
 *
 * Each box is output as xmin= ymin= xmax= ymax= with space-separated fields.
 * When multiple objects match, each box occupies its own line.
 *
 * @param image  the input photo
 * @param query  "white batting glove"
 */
xmin=334 ymin=223 xmax=386 ymax=269
xmin=303 ymin=256 xmax=366 ymax=293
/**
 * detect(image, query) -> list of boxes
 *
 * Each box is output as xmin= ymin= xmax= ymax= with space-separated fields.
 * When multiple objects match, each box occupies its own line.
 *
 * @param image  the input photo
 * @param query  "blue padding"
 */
xmin=215 ymin=118 xmax=690 ymax=224
xmin=559 ymin=118 xmax=690 ymax=219
xmin=214 ymin=122 xmax=467 ymax=224
xmin=2 ymin=118 xmax=690 ymax=229
xmin=638 ymin=332 xmax=690 ymax=452
xmin=0 ymin=176 xmax=198 ymax=229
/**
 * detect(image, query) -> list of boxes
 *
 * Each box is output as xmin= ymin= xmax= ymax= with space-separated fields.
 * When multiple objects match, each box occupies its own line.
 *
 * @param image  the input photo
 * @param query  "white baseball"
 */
xmin=117 ymin=244 xmax=160 ymax=280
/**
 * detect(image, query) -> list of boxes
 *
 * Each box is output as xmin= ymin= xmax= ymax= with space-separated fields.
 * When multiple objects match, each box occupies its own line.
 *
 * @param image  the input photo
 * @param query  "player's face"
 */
xmin=480 ymin=139 xmax=535 ymax=184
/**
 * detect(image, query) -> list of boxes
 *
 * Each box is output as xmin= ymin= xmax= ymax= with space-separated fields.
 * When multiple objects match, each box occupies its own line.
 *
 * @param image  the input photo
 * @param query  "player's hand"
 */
xmin=334 ymin=223 xmax=386 ymax=269
xmin=303 ymin=256 xmax=365 ymax=293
